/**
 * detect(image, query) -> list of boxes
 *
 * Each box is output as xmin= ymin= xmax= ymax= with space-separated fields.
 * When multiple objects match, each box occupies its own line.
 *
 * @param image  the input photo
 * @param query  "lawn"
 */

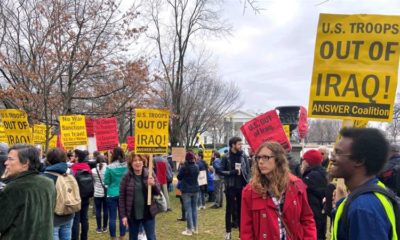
xmin=87 ymin=191 xmax=239 ymax=240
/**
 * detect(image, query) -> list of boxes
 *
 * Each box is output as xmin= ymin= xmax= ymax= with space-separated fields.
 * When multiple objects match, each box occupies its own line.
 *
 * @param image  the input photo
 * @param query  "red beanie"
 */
xmin=303 ymin=149 xmax=323 ymax=166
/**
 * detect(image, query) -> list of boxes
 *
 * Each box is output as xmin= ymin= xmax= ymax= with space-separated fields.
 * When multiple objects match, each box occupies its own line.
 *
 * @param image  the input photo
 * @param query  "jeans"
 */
xmin=214 ymin=179 xmax=224 ymax=207
xmin=182 ymin=192 xmax=198 ymax=230
xmin=197 ymin=189 xmax=206 ymax=207
xmin=54 ymin=218 xmax=74 ymax=240
xmin=128 ymin=218 xmax=156 ymax=240
xmin=107 ymin=196 xmax=126 ymax=237
xmin=225 ymin=187 xmax=242 ymax=233
xmin=71 ymin=197 xmax=90 ymax=240
xmin=94 ymin=197 xmax=108 ymax=230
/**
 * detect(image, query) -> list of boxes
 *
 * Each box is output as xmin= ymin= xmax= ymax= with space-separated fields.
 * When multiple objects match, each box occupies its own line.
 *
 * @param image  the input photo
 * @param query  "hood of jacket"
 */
xmin=45 ymin=162 xmax=68 ymax=174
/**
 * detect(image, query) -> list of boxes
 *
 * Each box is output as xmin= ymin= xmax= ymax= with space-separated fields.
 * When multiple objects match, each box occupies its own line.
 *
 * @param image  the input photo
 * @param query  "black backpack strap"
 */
xmin=342 ymin=184 xmax=399 ymax=238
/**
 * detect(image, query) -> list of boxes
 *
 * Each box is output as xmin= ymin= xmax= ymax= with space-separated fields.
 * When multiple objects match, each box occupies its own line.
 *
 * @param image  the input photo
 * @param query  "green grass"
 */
xmin=87 ymin=191 xmax=239 ymax=240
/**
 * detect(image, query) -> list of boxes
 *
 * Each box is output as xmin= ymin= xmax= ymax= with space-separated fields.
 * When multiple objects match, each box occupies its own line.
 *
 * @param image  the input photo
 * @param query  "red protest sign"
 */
xmin=127 ymin=136 xmax=135 ymax=151
xmin=85 ymin=117 xmax=95 ymax=137
xmin=240 ymin=110 xmax=291 ymax=152
xmin=94 ymin=117 xmax=119 ymax=151
xmin=298 ymin=106 xmax=308 ymax=139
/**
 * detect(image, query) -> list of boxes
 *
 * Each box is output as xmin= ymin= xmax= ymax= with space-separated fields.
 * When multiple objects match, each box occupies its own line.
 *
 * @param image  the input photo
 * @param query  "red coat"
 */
xmin=241 ymin=174 xmax=316 ymax=240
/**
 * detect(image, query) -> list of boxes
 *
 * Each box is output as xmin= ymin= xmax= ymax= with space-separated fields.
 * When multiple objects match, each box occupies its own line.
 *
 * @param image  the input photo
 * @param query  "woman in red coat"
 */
xmin=241 ymin=141 xmax=316 ymax=240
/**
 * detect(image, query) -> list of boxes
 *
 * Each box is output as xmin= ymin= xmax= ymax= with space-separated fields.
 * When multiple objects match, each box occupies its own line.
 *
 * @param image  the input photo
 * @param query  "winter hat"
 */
xmin=185 ymin=152 xmax=195 ymax=161
xmin=303 ymin=149 xmax=323 ymax=166
xmin=0 ymin=143 xmax=8 ymax=156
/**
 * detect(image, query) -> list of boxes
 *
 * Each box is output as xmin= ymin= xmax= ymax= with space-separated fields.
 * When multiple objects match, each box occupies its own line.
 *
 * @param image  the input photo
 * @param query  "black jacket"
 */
xmin=302 ymin=165 xmax=328 ymax=239
xmin=217 ymin=151 xmax=250 ymax=189
xmin=177 ymin=161 xmax=200 ymax=193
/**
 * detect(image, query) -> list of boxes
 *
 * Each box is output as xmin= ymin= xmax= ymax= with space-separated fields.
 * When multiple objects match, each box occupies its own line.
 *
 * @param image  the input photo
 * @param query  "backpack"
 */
xmin=341 ymin=184 xmax=400 ymax=238
xmin=379 ymin=164 xmax=400 ymax=196
xmin=46 ymin=172 xmax=81 ymax=215
xmin=75 ymin=170 xmax=94 ymax=198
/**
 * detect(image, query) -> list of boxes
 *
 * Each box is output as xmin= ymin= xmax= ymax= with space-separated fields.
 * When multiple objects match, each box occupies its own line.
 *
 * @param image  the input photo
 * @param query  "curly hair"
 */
xmin=250 ymin=141 xmax=290 ymax=198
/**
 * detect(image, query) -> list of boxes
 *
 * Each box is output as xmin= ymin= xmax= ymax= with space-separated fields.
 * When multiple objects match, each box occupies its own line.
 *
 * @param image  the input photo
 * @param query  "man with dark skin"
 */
xmin=330 ymin=128 xmax=395 ymax=240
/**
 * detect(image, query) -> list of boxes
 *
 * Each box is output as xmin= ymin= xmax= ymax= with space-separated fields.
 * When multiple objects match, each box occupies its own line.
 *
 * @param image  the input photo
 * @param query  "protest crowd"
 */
xmin=0 ymin=127 xmax=400 ymax=240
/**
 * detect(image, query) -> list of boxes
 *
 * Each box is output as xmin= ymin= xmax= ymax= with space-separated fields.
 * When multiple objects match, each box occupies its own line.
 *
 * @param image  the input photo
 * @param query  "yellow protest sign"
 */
xmin=309 ymin=14 xmax=400 ymax=122
xmin=33 ymin=124 xmax=47 ymax=144
xmin=196 ymin=133 xmax=205 ymax=150
xmin=59 ymin=115 xmax=87 ymax=149
xmin=203 ymin=149 xmax=213 ymax=165
xmin=121 ymin=143 xmax=128 ymax=152
xmin=283 ymin=125 xmax=290 ymax=141
xmin=48 ymin=135 xmax=57 ymax=149
xmin=135 ymin=109 xmax=169 ymax=154
xmin=0 ymin=119 xmax=7 ymax=143
xmin=0 ymin=109 xmax=32 ymax=144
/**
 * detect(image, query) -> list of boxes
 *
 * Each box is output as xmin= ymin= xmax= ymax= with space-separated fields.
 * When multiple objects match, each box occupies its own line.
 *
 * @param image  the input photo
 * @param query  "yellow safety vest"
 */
xmin=331 ymin=181 xmax=398 ymax=240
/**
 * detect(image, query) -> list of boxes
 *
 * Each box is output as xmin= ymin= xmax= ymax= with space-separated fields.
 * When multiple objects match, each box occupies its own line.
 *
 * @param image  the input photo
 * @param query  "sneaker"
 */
xmin=102 ymin=227 xmax=108 ymax=233
xmin=181 ymin=229 xmax=193 ymax=236
xmin=210 ymin=205 xmax=219 ymax=209
xmin=191 ymin=228 xmax=198 ymax=234
xmin=96 ymin=228 xmax=102 ymax=234
xmin=177 ymin=218 xmax=186 ymax=221
xmin=201 ymin=205 xmax=206 ymax=210
xmin=224 ymin=232 xmax=232 ymax=240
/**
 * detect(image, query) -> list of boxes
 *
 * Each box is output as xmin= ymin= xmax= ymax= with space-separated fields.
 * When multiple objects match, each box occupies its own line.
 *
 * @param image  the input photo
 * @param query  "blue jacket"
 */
xmin=335 ymin=178 xmax=392 ymax=240
xmin=177 ymin=161 xmax=199 ymax=193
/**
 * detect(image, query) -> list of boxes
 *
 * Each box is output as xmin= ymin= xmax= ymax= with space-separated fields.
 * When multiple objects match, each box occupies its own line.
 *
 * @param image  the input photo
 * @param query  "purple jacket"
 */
xmin=119 ymin=168 xmax=161 ymax=220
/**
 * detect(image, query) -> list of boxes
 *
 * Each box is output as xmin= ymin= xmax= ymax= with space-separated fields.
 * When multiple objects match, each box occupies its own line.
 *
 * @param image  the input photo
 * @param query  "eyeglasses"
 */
xmin=255 ymin=155 xmax=275 ymax=162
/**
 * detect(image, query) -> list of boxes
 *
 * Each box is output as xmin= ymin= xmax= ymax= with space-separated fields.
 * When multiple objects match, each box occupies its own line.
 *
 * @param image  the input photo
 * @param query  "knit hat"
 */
xmin=303 ymin=149 xmax=323 ymax=166
xmin=0 ymin=143 xmax=8 ymax=155
xmin=185 ymin=152 xmax=195 ymax=161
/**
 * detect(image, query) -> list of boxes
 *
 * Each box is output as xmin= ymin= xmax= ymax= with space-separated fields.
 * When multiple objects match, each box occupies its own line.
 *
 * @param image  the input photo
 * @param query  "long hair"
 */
xmin=250 ymin=141 xmax=290 ymax=198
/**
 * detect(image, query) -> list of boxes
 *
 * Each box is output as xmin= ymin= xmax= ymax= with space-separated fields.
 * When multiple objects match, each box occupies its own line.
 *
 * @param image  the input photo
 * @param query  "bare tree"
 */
xmin=156 ymin=58 xmax=241 ymax=147
xmin=0 ymin=0 xmax=153 ymax=148
xmin=386 ymin=94 xmax=400 ymax=143
xmin=146 ymin=0 xmax=231 ymax=146
xmin=306 ymin=119 xmax=341 ymax=144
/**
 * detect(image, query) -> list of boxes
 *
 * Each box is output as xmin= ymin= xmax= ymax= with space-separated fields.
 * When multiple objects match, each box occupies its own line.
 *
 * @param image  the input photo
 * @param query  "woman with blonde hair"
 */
xmin=241 ymin=141 xmax=316 ymax=240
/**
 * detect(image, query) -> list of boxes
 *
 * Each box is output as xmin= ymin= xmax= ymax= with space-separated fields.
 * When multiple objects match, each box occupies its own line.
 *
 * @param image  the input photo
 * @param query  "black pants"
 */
xmin=225 ymin=187 xmax=242 ymax=233
xmin=72 ymin=197 xmax=90 ymax=240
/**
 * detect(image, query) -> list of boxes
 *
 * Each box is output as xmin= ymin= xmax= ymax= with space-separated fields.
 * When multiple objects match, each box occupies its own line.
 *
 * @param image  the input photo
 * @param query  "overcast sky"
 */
xmin=205 ymin=0 xmax=400 ymax=113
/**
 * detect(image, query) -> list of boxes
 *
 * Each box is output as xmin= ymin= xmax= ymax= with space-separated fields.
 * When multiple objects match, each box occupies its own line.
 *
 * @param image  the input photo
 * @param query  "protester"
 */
xmin=318 ymin=146 xmax=330 ymax=169
xmin=104 ymin=147 xmax=128 ymax=240
xmin=154 ymin=154 xmax=171 ymax=211
xmin=177 ymin=151 xmax=200 ymax=236
xmin=378 ymin=143 xmax=400 ymax=195
xmin=120 ymin=152 xmax=161 ymax=240
xmin=92 ymin=153 xmax=108 ymax=233
xmin=196 ymin=151 xmax=208 ymax=210
xmin=71 ymin=149 xmax=93 ymax=240
xmin=0 ymin=143 xmax=8 ymax=191
xmin=211 ymin=151 xmax=223 ymax=208
xmin=176 ymin=162 xmax=186 ymax=222
xmin=241 ymin=141 xmax=316 ymax=240
xmin=0 ymin=144 xmax=56 ymax=239
xmin=217 ymin=137 xmax=250 ymax=240
xmin=43 ymin=148 xmax=79 ymax=240
xmin=330 ymin=128 xmax=397 ymax=240
xmin=301 ymin=149 xmax=328 ymax=240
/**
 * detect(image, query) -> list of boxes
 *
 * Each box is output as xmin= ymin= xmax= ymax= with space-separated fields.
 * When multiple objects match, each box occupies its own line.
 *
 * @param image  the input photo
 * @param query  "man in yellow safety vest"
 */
xmin=330 ymin=127 xmax=397 ymax=240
